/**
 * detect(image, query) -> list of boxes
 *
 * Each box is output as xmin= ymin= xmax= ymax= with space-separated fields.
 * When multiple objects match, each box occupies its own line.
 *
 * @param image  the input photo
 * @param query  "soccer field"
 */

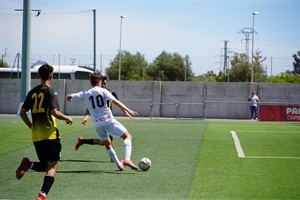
xmin=0 ymin=116 xmax=299 ymax=200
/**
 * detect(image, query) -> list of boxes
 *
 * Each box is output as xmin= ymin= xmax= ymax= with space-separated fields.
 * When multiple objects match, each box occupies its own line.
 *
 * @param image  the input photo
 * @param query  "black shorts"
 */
xmin=34 ymin=139 xmax=61 ymax=162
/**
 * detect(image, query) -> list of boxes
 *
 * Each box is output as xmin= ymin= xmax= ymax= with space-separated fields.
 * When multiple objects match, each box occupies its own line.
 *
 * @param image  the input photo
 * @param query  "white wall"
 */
xmin=1 ymin=79 xmax=299 ymax=119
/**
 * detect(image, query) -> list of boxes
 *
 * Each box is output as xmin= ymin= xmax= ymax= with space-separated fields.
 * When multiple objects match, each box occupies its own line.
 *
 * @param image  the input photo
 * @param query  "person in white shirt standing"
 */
xmin=66 ymin=72 xmax=139 ymax=171
xmin=248 ymin=91 xmax=260 ymax=120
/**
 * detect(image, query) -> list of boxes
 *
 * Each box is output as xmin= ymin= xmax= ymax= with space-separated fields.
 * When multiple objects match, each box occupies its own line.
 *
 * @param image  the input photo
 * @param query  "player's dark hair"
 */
xmin=38 ymin=64 xmax=53 ymax=80
xmin=101 ymin=72 xmax=109 ymax=81
xmin=90 ymin=72 xmax=102 ymax=86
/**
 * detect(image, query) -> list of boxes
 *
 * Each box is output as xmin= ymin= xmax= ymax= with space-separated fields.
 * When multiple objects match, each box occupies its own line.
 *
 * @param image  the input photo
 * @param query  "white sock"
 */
xmin=123 ymin=139 xmax=132 ymax=160
xmin=39 ymin=192 xmax=46 ymax=197
xmin=107 ymin=148 xmax=121 ymax=167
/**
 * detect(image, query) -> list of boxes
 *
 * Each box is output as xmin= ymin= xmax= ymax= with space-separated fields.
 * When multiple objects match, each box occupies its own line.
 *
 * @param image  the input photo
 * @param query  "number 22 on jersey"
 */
xmin=31 ymin=92 xmax=45 ymax=113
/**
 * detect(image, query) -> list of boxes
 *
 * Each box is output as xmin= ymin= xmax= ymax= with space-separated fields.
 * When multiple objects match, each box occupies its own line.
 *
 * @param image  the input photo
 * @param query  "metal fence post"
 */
xmin=150 ymin=102 xmax=153 ymax=119
xmin=175 ymin=103 xmax=179 ymax=120
xmin=203 ymin=101 xmax=206 ymax=120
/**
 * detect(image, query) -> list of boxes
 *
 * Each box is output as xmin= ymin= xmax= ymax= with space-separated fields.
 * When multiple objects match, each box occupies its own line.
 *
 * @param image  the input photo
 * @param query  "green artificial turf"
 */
xmin=1 ymin=116 xmax=299 ymax=200
xmin=189 ymin=121 xmax=300 ymax=200
xmin=0 ymin=117 xmax=206 ymax=199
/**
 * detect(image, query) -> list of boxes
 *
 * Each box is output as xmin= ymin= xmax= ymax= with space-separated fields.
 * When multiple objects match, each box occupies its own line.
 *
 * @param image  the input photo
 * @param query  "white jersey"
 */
xmin=249 ymin=94 xmax=259 ymax=106
xmin=71 ymin=86 xmax=116 ymax=123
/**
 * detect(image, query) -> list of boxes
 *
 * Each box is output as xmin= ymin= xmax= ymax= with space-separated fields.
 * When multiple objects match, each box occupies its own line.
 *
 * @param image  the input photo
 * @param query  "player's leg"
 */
xmin=120 ymin=132 xmax=138 ymax=170
xmin=108 ymin=120 xmax=138 ymax=170
xmin=36 ymin=161 xmax=57 ymax=200
xmin=96 ymin=125 xmax=123 ymax=171
xmin=36 ymin=139 xmax=61 ymax=199
xmin=107 ymin=135 xmax=115 ymax=162
xmin=75 ymin=137 xmax=105 ymax=150
xmin=254 ymin=106 xmax=258 ymax=119
xmin=16 ymin=140 xmax=47 ymax=180
xmin=75 ymin=133 xmax=118 ymax=163
xmin=104 ymin=139 xmax=123 ymax=171
xmin=16 ymin=157 xmax=32 ymax=180
xmin=109 ymin=134 xmax=114 ymax=148
xmin=250 ymin=106 xmax=254 ymax=119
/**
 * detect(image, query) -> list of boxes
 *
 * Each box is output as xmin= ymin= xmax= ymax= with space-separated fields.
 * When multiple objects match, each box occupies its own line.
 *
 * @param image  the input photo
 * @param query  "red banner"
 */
xmin=259 ymin=105 xmax=300 ymax=122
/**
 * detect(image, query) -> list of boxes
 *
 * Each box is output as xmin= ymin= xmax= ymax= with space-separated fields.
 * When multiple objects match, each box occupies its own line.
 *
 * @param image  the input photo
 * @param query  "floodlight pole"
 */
xmin=251 ymin=11 xmax=259 ymax=83
xmin=93 ymin=9 xmax=96 ymax=71
xmin=21 ymin=0 xmax=31 ymax=102
xmin=118 ymin=15 xmax=126 ymax=81
xmin=15 ymin=2 xmax=41 ymax=102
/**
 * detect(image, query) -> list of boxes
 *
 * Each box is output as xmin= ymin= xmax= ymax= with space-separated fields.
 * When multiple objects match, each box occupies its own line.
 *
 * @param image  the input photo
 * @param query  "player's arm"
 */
xmin=112 ymin=91 xmax=118 ymax=100
xmin=122 ymin=108 xmax=134 ymax=119
xmin=66 ymin=91 xmax=84 ymax=101
xmin=52 ymin=109 xmax=73 ymax=125
xmin=20 ymin=108 xmax=32 ymax=129
xmin=110 ymin=92 xmax=132 ymax=118
xmin=66 ymin=94 xmax=73 ymax=101
xmin=82 ymin=109 xmax=90 ymax=125
xmin=112 ymin=99 xmax=138 ymax=118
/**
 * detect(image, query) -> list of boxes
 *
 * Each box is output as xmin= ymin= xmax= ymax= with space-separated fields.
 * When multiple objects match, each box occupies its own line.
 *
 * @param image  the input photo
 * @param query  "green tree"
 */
xmin=228 ymin=53 xmax=250 ymax=82
xmin=0 ymin=59 xmax=10 ymax=68
xmin=253 ymin=49 xmax=267 ymax=82
xmin=183 ymin=55 xmax=192 ymax=81
xmin=266 ymin=71 xmax=300 ymax=83
xmin=193 ymin=70 xmax=218 ymax=82
xmin=147 ymin=51 xmax=194 ymax=81
xmin=292 ymin=50 xmax=300 ymax=75
xmin=227 ymin=50 xmax=266 ymax=82
xmin=106 ymin=51 xmax=147 ymax=80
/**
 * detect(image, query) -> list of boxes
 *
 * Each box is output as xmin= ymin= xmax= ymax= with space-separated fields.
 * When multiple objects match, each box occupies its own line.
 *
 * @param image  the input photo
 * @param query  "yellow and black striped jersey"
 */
xmin=22 ymin=85 xmax=60 ymax=142
xmin=106 ymin=88 xmax=118 ymax=110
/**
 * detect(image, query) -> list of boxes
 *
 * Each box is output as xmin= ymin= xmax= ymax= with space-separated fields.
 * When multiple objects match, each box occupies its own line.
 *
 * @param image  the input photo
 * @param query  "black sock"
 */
xmin=41 ymin=176 xmax=54 ymax=195
xmin=83 ymin=139 xmax=95 ymax=145
xmin=31 ymin=162 xmax=47 ymax=172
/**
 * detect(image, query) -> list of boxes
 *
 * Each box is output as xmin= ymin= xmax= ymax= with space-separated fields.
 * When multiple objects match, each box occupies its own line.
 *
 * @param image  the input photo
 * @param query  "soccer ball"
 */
xmin=138 ymin=157 xmax=151 ymax=171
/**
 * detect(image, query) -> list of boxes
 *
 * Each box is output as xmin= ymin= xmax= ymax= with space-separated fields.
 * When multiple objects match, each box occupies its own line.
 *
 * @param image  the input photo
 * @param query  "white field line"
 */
xmin=230 ymin=130 xmax=300 ymax=159
xmin=246 ymin=156 xmax=300 ymax=159
xmin=232 ymin=130 xmax=300 ymax=133
xmin=230 ymin=131 xmax=245 ymax=158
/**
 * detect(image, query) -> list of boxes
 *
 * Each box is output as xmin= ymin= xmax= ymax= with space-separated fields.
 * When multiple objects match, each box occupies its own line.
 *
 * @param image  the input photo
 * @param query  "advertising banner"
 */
xmin=259 ymin=105 xmax=300 ymax=122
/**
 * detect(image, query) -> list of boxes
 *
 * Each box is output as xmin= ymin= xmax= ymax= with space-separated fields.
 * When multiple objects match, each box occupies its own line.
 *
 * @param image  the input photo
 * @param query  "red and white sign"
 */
xmin=259 ymin=105 xmax=300 ymax=122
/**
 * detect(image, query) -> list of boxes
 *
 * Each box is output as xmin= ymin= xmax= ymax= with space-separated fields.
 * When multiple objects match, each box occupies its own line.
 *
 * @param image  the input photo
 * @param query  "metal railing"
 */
xmin=150 ymin=102 xmax=203 ymax=120
xmin=119 ymin=99 xmax=299 ymax=120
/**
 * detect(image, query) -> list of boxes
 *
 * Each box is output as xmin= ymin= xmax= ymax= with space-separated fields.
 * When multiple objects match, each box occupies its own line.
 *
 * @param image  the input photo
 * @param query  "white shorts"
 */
xmin=94 ymin=119 xmax=127 ymax=141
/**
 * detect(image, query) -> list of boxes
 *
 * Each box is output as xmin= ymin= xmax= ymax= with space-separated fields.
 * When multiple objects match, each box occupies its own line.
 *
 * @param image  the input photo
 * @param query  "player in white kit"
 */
xmin=66 ymin=72 xmax=139 ymax=171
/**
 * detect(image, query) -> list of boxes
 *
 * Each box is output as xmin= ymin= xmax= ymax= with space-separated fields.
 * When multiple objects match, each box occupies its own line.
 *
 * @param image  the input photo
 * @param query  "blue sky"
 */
xmin=1 ymin=0 xmax=299 ymax=76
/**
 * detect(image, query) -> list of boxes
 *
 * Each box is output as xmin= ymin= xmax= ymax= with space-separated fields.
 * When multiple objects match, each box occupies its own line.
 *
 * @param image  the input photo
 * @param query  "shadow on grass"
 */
xmin=59 ymin=159 xmax=106 ymax=163
xmin=56 ymin=169 xmax=124 ymax=174
xmin=56 ymin=169 xmax=139 ymax=175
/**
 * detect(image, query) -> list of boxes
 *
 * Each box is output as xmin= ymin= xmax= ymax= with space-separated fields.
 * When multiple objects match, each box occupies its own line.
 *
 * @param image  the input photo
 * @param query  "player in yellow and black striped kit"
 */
xmin=16 ymin=64 xmax=73 ymax=200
